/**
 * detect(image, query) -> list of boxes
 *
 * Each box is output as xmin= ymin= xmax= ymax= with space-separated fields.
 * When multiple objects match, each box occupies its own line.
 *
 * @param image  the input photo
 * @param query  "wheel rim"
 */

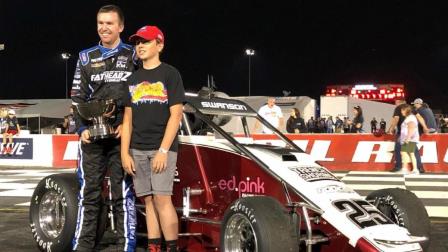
xmin=39 ymin=191 xmax=66 ymax=238
xmin=224 ymin=213 xmax=258 ymax=252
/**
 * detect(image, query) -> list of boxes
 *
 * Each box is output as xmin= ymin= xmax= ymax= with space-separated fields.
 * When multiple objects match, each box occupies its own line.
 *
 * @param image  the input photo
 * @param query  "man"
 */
xmin=370 ymin=117 xmax=378 ymax=133
xmin=307 ymin=116 xmax=315 ymax=133
xmin=2 ymin=109 xmax=20 ymax=155
xmin=388 ymin=99 xmax=424 ymax=173
xmin=121 ymin=25 xmax=185 ymax=252
xmin=334 ymin=116 xmax=343 ymax=133
xmin=71 ymin=5 xmax=136 ymax=252
xmin=63 ymin=106 xmax=76 ymax=134
xmin=379 ymin=118 xmax=386 ymax=131
xmin=255 ymin=97 xmax=284 ymax=133
xmin=412 ymin=98 xmax=438 ymax=134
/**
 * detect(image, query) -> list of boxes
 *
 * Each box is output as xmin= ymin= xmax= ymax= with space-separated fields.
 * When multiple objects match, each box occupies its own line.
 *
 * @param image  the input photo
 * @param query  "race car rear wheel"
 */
xmin=221 ymin=196 xmax=298 ymax=252
xmin=366 ymin=188 xmax=431 ymax=250
xmin=29 ymin=173 xmax=79 ymax=252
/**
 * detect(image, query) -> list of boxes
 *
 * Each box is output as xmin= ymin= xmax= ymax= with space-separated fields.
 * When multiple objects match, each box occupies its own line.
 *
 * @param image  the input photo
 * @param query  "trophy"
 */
xmin=75 ymin=99 xmax=117 ymax=141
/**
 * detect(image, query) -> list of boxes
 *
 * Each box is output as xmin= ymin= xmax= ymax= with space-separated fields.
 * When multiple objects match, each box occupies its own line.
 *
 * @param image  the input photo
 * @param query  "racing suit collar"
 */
xmin=98 ymin=39 xmax=125 ymax=59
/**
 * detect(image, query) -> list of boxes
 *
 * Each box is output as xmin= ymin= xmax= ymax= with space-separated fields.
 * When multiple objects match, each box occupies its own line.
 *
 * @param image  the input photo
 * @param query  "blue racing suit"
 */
xmin=71 ymin=41 xmax=137 ymax=252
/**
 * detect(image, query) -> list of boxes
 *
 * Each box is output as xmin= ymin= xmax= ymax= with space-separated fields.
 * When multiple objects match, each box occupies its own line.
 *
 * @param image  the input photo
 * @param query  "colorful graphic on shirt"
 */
xmin=130 ymin=81 xmax=168 ymax=104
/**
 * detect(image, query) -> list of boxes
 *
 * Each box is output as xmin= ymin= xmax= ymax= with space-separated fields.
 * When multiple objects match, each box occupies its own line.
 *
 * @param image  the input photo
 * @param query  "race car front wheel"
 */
xmin=366 ymin=188 xmax=431 ymax=250
xmin=221 ymin=196 xmax=298 ymax=252
xmin=29 ymin=173 xmax=79 ymax=252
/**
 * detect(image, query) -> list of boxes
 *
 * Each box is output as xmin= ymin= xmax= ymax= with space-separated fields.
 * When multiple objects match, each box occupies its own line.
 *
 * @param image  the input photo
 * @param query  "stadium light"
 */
xmin=0 ymin=44 xmax=4 ymax=51
xmin=61 ymin=53 xmax=72 ymax=98
xmin=245 ymin=49 xmax=255 ymax=96
xmin=61 ymin=52 xmax=71 ymax=60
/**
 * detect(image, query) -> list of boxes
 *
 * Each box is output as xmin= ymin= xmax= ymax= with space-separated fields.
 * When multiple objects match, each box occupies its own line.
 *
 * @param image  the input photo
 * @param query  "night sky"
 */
xmin=1 ymin=1 xmax=448 ymax=112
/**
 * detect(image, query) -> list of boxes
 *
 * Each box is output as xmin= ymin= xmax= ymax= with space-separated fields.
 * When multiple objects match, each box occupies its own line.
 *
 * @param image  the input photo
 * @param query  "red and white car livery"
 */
xmin=29 ymin=96 xmax=430 ymax=252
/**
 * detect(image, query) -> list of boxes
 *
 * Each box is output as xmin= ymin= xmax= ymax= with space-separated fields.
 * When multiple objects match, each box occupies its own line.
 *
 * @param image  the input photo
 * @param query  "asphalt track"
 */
xmin=0 ymin=166 xmax=447 ymax=251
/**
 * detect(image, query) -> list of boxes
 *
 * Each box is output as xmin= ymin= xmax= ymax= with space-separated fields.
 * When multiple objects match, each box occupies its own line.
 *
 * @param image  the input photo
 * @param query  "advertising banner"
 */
xmin=251 ymin=134 xmax=448 ymax=173
xmin=52 ymin=135 xmax=79 ymax=168
xmin=0 ymin=135 xmax=52 ymax=166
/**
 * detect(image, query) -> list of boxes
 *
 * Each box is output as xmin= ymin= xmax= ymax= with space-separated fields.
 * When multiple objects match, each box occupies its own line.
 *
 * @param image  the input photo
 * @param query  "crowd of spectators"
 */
xmin=257 ymin=97 xmax=445 ymax=136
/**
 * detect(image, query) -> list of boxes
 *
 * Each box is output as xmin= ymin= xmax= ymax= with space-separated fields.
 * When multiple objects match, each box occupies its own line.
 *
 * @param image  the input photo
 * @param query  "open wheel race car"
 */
xmin=29 ymin=96 xmax=430 ymax=251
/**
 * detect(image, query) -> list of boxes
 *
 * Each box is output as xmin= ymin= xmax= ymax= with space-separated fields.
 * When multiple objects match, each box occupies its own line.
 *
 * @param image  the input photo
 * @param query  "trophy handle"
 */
xmin=103 ymin=103 xmax=116 ymax=118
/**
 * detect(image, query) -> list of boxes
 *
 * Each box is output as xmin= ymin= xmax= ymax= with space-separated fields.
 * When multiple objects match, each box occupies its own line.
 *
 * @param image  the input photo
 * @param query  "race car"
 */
xmin=29 ymin=96 xmax=430 ymax=252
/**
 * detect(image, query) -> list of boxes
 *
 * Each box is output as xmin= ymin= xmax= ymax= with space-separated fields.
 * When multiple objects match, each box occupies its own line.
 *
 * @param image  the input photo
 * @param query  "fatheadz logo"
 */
xmin=0 ymin=138 xmax=33 ymax=159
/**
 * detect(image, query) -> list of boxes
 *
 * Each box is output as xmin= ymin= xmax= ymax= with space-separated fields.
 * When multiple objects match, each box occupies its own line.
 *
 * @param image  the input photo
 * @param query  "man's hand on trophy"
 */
xmin=115 ymin=124 xmax=122 ymax=138
xmin=80 ymin=129 xmax=91 ymax=144
xmin=121 ymin=153 xmax=136 ymax=176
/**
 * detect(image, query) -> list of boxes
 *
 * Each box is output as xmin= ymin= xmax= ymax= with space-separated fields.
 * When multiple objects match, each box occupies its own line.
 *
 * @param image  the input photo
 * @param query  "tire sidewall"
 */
xmin=367 ymin=188 xmax=431 ymax=250
xmin=29 ymin=174 xmax=79 ymax=252
xmin=221 ymin=196 xmax=297 ymax=252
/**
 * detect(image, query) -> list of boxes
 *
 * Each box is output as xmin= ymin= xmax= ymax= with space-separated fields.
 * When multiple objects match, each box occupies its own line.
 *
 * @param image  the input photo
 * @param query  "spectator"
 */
xmin=441 ymin=118 xmax=448 ymax=133
xmin=2 ymin=109 xmax=20 ymax=155
xmin=326 ymin=116 xmax=334 ymax=133
xmin=343 ymin=117 xmax=350 ymax=133
xmin=255 ymin=97 xmax=284 ymax=133
xmin=400 ymin=104 xmax=420 ymax=174
xmin=380 ymin=118 xmax=386 ymax=131
xmin=412 ymin=98 xmax=437 ymax=134
xmin=335 ymin=116 xmax=343 ymax=133
xmin=286 ymin=108 xmax=307 ymax=133
xmin=388 ymin=99 xmax=424 ymax=173
xmin=0 ymin=108 xmax=7 ymax=135
xmin=307 ymin=116 xmax=316 ymax=133
xmin=370 ymin=117 xmax=378 ymax=133
xmin=316 ymin=117 xmax=326 ymax=133
xmin=350 ymin=106 xmax=364 ymax=133
xmin=63 ymin=106 xmax=76 ymax=134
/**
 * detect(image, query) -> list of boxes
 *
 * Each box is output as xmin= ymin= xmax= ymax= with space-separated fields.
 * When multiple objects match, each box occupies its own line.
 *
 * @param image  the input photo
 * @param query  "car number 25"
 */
xmin=332 ymin=199 xmax=393 ymax=229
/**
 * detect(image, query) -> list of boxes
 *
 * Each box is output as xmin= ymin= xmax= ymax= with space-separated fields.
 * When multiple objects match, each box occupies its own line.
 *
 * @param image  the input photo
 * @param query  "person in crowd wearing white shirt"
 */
xmin=254 ymin=97 xmax=284 ymax=133
xmin=399 ymin=104 xmax=420 ymax=174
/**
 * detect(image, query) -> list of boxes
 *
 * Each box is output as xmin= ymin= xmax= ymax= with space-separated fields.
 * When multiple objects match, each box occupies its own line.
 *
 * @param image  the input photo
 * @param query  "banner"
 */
xmin=251 ymin=134 xmax=448 ymax=173
xmin=45 ymin=133 xmax=448 ymax=172
xmin=52 ymin=135 xmax=79 ymax=168
xmin=0 ymin=135 xmax=52 ymax=166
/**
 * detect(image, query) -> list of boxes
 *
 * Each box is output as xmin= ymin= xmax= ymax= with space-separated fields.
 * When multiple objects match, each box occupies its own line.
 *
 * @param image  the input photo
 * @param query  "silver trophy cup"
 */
xmin=75 ymin=99 xmax=117 ymax=141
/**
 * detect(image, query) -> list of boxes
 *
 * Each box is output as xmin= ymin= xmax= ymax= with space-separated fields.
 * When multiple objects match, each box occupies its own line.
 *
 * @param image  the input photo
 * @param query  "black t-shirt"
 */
xmin=393 ymin=104 xmax=407 ymax=134
xmin=6 ymin=116 xmax=18 ymax=130
xmin=286 ymin=116 xmax=306 ymax=133
xmin=124 ymin=63 xmax=185 ymax=151
xmin=351 ymin=115 xmax=364 ymax=133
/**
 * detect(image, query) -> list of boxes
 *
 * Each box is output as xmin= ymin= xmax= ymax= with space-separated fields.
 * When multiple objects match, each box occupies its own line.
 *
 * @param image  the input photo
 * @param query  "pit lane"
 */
xmin=0 ymin=166 xmax=447 ymax=251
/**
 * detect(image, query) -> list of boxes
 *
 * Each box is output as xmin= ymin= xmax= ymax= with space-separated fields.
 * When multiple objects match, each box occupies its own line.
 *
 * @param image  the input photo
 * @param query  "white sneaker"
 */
xmin=411 ymin=170 xmax=420 ymax=175
xmin=398 ymin=169 xmax=410 ymax=174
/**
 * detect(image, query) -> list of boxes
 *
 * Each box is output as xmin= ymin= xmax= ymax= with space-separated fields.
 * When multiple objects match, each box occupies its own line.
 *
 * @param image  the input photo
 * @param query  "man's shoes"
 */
xmin=390 ymin=167 xmax=401 ymax=172
xmin=418 ymin=169 xmax=425 ymax=174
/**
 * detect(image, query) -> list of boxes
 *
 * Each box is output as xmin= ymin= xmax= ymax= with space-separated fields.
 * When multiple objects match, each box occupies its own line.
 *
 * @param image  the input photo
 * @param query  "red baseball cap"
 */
xmin=129 ymin=25 xmax=164 ymax=43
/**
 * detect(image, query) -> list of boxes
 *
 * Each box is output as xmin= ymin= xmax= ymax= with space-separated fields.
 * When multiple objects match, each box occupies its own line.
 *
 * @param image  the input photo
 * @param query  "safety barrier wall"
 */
xmin=252 ymin=133 xmax=448 ymax=173
xmin=2 ymin=134 xmax=448 ymax=172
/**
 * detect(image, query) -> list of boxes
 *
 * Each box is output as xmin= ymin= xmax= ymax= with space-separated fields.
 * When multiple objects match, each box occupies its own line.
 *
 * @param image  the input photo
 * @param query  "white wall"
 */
xmin=320 ymin=96 xmax=395 ymax=132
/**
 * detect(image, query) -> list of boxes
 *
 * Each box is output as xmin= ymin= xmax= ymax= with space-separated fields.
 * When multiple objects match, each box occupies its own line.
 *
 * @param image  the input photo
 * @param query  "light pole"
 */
xmin=245 ymin=49 xmax=255 ymax=96
xmin=61 ymin=53 xmax=71 ymax=99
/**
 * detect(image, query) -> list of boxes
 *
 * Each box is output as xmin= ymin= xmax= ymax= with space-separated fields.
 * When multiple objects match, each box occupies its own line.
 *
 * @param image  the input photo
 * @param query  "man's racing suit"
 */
xmin=71 ymin=41 xmax=136 ymax=252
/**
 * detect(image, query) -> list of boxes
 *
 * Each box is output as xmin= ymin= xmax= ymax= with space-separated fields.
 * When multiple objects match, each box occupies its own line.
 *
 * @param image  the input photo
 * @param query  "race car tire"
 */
xmin=29 ymin=173 xmax=79 ymax=252
xmin=221 ymin=196 xmax=298 ymax=252
xmin=366 ymin=188 xmax=431 ymax=250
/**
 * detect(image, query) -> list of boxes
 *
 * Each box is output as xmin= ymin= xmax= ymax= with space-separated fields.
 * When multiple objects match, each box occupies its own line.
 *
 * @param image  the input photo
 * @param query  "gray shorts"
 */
xmin=130 ymin=149 xmax=177 ymax=197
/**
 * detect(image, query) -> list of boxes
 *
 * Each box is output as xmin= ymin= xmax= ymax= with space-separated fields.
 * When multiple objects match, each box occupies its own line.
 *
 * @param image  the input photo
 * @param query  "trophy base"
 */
xmin=89 ymin=125 xmax=116 ymax=141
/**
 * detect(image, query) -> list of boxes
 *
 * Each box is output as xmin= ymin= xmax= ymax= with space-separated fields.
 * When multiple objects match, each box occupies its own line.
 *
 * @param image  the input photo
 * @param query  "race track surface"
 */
xmin=0 ymin=166 xmax=447 ymax=251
